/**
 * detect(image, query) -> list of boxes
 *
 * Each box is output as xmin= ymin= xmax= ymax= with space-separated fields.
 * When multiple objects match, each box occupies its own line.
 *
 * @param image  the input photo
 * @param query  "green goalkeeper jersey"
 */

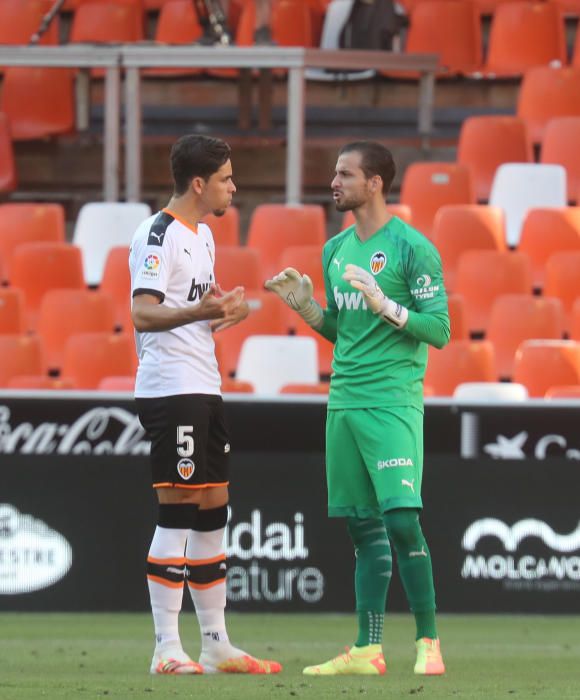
xmin=318 ymin=216 xmax=450 ymax=411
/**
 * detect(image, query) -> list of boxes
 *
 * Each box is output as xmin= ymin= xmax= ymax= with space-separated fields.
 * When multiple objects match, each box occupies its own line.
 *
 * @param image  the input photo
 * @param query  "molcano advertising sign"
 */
xmin=0 ymin=504 xmax=72 ymax=594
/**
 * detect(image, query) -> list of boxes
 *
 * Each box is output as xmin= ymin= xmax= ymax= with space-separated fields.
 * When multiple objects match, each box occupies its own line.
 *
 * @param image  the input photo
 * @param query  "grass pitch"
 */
xmin=0 ymin=613 xmax=578 ymax=700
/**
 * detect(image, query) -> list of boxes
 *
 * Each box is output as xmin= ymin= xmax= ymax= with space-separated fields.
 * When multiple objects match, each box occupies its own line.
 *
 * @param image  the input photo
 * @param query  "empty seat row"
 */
xmin=457 ymin=115 xmax=580 ymax=202
xmin=398 ymin=1 xmax=580 ymax=79
xmin=0 ymin=0 xmax=318 ymax=51
xmin=0 ymin=332 xmax=137 ymax=389
xmin=399 ymin=161 xmax=576 ymax=245
xmin=425 ymin=338 xmax=580 ymax=397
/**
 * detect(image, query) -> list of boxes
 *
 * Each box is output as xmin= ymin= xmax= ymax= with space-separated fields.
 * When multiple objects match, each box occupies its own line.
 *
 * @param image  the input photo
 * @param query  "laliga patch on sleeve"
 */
xmin=142 ymin=253 xmax=161 ymax=279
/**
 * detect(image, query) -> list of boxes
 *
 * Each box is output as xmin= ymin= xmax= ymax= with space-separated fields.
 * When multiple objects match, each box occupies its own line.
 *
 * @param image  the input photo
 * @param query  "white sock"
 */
xmin=186 ymin=527 xmax=246 ymax=659
xmin=147 ymin=526 xmax=188 ymax=653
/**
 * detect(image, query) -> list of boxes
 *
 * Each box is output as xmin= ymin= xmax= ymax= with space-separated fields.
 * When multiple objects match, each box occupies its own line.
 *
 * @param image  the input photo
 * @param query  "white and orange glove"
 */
xmin=342 ymin=264 xmax=408 ymax=329
xmin=265 ymin=267 xmax=323 ymax=329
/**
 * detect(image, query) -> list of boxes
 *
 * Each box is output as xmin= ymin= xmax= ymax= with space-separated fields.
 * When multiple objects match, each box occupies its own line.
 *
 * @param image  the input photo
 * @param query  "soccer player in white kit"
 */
xmin=129 ymin=134 xmax=282 ymax=675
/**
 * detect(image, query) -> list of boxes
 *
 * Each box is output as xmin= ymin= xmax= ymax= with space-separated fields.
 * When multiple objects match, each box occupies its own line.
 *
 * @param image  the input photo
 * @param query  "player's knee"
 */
xmin=195 ymin=504 xmax=228 ymax=532
xmin=383 ymin=508 xmax=422 ymax=549
xmin=158 ymin=502 xmax=199 ymax=529
xmin=346 ymin=516 xmax=387 ymax=547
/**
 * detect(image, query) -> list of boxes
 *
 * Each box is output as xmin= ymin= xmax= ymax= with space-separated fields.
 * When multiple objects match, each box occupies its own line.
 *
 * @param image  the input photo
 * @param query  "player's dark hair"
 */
xmin=170 ymin=134 xmax=231 ymax=195
xmin=339 ymin=141 xmax=396 ymax=195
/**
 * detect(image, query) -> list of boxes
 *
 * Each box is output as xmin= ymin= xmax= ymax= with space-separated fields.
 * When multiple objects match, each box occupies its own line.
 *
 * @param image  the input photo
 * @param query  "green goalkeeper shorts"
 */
xmin=325 ymin=406 xmax=424 ymax=518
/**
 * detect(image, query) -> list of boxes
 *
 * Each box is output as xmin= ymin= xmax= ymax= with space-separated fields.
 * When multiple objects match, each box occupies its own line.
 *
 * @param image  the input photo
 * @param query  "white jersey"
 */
xmin=129 ymin=208 xmax=221 ymax=398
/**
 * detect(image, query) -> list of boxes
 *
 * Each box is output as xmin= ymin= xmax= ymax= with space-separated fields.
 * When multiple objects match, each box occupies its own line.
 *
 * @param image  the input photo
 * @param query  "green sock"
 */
xmin=383 ymin=509 xmax=438 ymax=641
xmin=414 ymin=610 xmax=437 ymax=640
xmin=346 ymin=517 xmax=392 ymax=647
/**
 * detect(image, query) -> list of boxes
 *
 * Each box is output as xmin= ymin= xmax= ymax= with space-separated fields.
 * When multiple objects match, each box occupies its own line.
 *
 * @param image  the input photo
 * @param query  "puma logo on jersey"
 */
xmin=333 ymin=257 xmax=343 ymax=270
xmin=401 ymin=478 xmax=415 ymax=494
xmin=147 ymin=230 xmax=166 ymax=246
xmin=184 ymin=248 xmax=192 ymax=258
xmin=187 ymin=278 xmax=211 ymax=302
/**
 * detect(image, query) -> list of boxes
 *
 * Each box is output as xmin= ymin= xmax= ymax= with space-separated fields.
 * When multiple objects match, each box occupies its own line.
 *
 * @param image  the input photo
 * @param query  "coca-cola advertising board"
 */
xmin=1 ymin=395 xmax=579 ymax=612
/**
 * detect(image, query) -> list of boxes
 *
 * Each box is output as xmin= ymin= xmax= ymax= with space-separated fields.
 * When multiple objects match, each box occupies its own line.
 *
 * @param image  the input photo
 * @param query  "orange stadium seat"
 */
xmin=574 ymin=17 xmax=580 ymax=67
xmin=0 ymin=203 xmax=66 ymax=282
xmin=213 ymin=292 xmax=286 ymax=378
xmin=518 ymin=208 xmax=580 ymax=290
xmin=37 ymin=289 xmax=116 ymax=372
xmin=341 ymin=204 xmax=413 ymax=230
xmin=544 ymin=250 xmax=580 ymax=332
xmin=99 ymin=246 xmax=131 ymax=330
xmin=62 ymin=332 xmax=137 ymax=389
xmin=69 ymin=1 xmax=144 ymax=43
xmin=6 ymin=375 xmax=76 ymax=390
xmin=0 ymin=288 xmax=25 ymax=334
xmin=401 ymin=0 xmax=482 ymax=77
xmin=97 ymin=375 xmax=136 ymax=391
xmin=272 ymin=0 xmax=314 ymax=46
xmin=572 ymin=298 xmax=580 ymax=340
xmin=144 ymin=0 xmax=203 ymax=77
xmin=544 ymin=384 xmax=580 ymax=399
xmin=214 ymin=246 xmax=263 ymax=292
xmin=0 ymin=0 xmax=59 ymax=45
xmin=10 ymin=243 xmax=85 ymax=330
xmin=278 ymin=245 xmax=325 ymax=294
xmin=424 ymin=340 xmax=496 ymax=396
xmin=454 ymin=250 xmax=532 ymax=334
xmin=549 ymin=0 xmax=580 ymax=17
xmin=202 ymin=206 xmax=240 ymax=247
xmin=400 ymin=163 xmax=474 ymax=240
xmin=0 ymin=68 xmax=75 ymax=141
xmin=221 ymin=378 xmax=254 ymax=393
xmin=432 ymin=205 xmax=506 ymax=292
xmin=0 ymin=335 xmax=44 ymax=388
xmin=484 ymin=1 xmax=566 ymax=77
xmin=541 ymin=117 xmax=580 ymax=203
xmin=469 ymin=0 xmax=519 ymax=14
xmin=513 ymin=339 xmax=580 ymax=397
xmin=487 ymin=294 xmax=565 ymax=379
xmin=448 ymin=293 xmax=468 ymax=340
xmin=63 ymin=0 xmax=144 ymax=8
xmin=247 ymin=204 xmax=326 ymax=279
xmin=280 ymin=382 xmax=329 ymax=394
xmin=0 ymin=113 xmax=17 ymax=193
xmin=517 ymin=66 xmax=580 ymax=145
xmin=457 ymin=116 xmax=532 ymax=202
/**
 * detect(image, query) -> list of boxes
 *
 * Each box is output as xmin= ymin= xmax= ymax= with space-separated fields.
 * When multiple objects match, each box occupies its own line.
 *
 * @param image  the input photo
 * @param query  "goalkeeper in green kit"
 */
xmin=266 ymin=142 xmax=450 ymax=677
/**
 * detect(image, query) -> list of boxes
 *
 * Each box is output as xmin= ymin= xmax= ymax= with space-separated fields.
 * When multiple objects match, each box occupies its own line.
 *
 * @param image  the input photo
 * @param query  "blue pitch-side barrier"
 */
xmin=1 ymin=393 xmax=579 ymax=613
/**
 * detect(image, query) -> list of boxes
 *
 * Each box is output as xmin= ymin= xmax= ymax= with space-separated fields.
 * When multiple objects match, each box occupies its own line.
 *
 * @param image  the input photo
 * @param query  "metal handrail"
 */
xmin=0 ymin=45 xmax=438 ymax=203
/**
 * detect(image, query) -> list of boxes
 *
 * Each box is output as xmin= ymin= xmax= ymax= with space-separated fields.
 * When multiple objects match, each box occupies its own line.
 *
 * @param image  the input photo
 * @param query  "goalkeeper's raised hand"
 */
xmin=342 ymin=264 xmax=408 ymax=329
xmin=264 ymin=267 xmax=323 ymax=329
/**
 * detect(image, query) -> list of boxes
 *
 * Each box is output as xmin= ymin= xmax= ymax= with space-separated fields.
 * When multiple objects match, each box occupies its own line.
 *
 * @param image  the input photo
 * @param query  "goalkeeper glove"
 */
xmin=342 ymin=263 xmax=408 ymax=329
xmin=264 ymin=267 xmax=323 ymax=329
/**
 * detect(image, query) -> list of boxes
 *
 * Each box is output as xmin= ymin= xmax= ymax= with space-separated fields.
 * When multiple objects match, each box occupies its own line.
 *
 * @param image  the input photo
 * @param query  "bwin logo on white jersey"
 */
xmin=462 ymin=518 xmax=580 ymax=553
xmin=333 ymin=286 xmax=367 ymax=311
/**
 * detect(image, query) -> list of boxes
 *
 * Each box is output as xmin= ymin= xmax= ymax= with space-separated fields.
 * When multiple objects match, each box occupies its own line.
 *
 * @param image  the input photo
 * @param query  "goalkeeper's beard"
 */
xmin=334 ymin=192 xmax=368 ymax=213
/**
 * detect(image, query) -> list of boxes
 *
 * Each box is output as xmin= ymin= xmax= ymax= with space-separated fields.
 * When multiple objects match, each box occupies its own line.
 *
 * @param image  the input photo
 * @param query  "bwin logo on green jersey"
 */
xmin=333 ymin=285 xmax=368 ymax=311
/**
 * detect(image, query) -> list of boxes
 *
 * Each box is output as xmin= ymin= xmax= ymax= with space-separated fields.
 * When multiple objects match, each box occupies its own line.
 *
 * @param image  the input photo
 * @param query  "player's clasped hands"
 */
xmin=204 ymin=284 xmax=250 ymax=332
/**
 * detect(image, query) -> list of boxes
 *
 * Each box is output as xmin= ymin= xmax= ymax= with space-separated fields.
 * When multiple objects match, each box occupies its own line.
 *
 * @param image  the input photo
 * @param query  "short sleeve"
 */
xmin=131 ymin=225 xmax=174 ymax=302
